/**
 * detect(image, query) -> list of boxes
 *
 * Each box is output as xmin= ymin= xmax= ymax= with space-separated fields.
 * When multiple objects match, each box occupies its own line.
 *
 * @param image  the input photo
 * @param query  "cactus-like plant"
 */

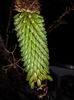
xmin=14 ymin=0 xmax=53 ymax=88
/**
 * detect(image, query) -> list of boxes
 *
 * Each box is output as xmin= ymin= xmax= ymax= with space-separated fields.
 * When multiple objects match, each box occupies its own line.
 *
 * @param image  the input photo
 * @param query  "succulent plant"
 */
xmin=14 ymin=0 xmax=53 ymax=88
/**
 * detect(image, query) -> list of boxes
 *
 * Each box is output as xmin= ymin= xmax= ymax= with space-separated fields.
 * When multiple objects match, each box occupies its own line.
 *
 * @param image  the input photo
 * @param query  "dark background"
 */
xmin=0 ymin=0 xmax=74 ymax=100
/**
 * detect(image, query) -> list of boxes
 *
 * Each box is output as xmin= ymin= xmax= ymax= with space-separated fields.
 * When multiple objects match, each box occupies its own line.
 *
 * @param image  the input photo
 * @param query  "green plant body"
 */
xmin=14 ymin=11 xmax=53 ymax=88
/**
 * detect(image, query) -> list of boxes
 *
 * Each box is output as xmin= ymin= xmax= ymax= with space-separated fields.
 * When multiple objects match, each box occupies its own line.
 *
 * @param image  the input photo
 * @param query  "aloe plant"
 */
xmin=14 ymin=0 xmax=53 ymax=88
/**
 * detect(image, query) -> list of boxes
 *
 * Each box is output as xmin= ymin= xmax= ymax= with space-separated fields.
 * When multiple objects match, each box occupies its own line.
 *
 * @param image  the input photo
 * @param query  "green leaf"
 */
xmin=29 ymin=73 xmax=37 ymax=83
xmin=30 ymin=82 xmax=34 ymax=89
xmin=37 ymin=79 xmax=41 ymax=86
xmin=26 ymin=69 xmax=33 ymax=80
xmin=46 ymin=75 xmax=53 ymax=81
